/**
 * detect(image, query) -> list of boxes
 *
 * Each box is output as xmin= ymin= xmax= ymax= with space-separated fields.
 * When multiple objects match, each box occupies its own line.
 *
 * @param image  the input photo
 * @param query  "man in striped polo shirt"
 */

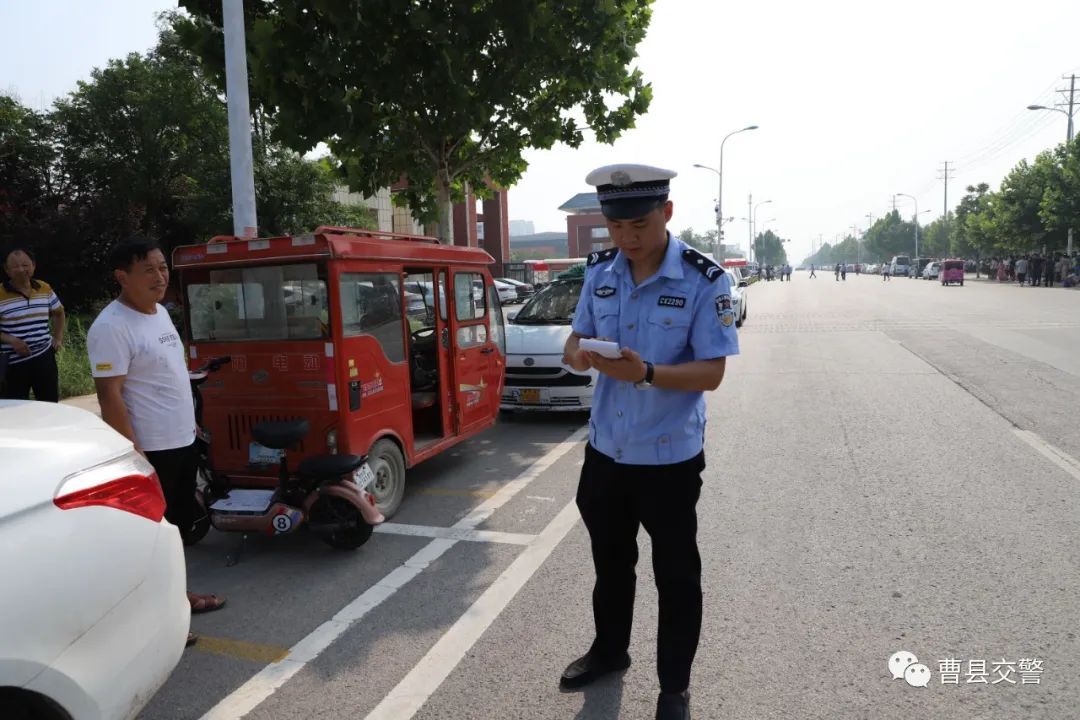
xmin=1 ymin=247 xmax=65 ymax=402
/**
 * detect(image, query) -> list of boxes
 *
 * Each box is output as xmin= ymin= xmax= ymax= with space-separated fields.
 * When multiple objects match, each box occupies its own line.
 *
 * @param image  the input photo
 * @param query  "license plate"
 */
xmin=248 ymin=442 xmax=283 ymax=465
xmin=353 ymin=462 xmax=376 ymax=490
xmin=518 ymin=389 xmax=542 ymax=404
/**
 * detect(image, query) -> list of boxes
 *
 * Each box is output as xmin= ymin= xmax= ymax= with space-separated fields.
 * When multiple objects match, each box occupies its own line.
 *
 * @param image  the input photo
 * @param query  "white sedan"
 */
xmin=493 ymin=279 xmax=518 ymax=305
xmin=0 ymin=401 xmax=189 ymax=720
xmin=501 ymin=277 xmax=598 ymax=412
xmin=720 ymin=266 xmax=749 ymax=327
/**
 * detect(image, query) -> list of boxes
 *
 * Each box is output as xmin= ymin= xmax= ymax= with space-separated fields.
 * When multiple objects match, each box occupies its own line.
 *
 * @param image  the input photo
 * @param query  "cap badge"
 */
xmin=610 ymin=170 xmax=632 ymax=186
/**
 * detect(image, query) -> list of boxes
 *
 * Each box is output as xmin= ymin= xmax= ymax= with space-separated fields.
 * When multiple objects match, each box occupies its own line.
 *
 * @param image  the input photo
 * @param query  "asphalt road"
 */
xmin=136 ymin=272 xmax=1080 ymax=720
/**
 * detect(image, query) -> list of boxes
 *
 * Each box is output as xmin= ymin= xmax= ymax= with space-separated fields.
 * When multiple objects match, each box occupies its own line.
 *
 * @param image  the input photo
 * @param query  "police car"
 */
xmin=501 ymin=277 xmax=598 ymax=412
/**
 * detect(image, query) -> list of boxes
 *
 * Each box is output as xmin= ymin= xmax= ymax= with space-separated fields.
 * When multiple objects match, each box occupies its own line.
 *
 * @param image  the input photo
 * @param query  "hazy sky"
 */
xmin=3 ymin=0 xmax=1079 ymax=262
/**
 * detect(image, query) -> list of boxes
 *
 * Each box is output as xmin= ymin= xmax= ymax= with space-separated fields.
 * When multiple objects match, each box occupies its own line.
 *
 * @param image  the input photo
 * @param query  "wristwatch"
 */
xmin=635 ymin=361 xmax=655 ymax=388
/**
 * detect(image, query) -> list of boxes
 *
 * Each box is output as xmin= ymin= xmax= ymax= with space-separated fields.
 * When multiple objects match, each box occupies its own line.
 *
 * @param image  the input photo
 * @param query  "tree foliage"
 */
xmin=172 ymin=0 xmax=654 ymax=241
xmin=0 ymin=30 xmax=372 ymax=311
xmin=753 ymin=230 xmax=788 ymax=266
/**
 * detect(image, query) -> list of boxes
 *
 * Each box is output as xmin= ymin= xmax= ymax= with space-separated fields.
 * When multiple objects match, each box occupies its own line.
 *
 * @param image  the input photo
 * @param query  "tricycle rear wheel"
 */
xmin=309 ymin=495 xmax=374 ymax=550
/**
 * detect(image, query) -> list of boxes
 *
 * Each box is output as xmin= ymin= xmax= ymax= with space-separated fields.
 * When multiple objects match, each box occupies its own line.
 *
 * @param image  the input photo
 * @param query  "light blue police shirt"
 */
xmin=572 ymin=234 xmax=740 ymax=465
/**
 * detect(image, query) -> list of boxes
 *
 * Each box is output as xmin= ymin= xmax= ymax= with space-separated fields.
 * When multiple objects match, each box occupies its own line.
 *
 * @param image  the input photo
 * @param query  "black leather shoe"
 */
xmin=559 ymin=651 xmax=631 ymax=690
xmin=656 ymin=690 xmax=691 ymax=720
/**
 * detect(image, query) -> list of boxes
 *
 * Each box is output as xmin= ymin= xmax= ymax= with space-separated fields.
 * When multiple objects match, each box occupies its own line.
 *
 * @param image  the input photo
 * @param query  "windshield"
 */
xmin=894 ymin=256 xmax=911 ymax=265
xmin=186 ymin=263 xmax=328 ymax=342
xmin=512 ymin=279 xmax=582 ymax=324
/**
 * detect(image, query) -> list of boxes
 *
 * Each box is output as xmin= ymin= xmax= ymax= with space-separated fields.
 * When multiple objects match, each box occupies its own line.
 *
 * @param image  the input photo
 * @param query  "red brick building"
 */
xmin=559 ymin=192 xmax=611 ymax=257
xmin=388 ymin=179 xmax=511 ymax=270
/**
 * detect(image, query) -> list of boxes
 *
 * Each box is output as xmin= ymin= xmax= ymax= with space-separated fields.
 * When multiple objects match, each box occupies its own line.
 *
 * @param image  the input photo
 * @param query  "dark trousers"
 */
xmin=2 ymin=349 xmax=59 ymax=402
xmin=145 ymin=442 xmax=198 ymax=540
xmin=576 ymin=444 xmax=704 ymax=693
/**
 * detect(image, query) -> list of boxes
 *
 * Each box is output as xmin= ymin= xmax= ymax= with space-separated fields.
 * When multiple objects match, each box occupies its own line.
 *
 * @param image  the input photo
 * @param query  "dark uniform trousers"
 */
xmin=576 ymin=442 xmax=705 ymax=694
xmin=2 ymin=348 xmax=59 ymax=402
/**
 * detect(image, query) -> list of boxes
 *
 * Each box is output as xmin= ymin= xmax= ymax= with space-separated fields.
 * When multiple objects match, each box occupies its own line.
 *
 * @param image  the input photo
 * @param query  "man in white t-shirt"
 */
xmin=87 ymin=238 xmax=225 ymax=645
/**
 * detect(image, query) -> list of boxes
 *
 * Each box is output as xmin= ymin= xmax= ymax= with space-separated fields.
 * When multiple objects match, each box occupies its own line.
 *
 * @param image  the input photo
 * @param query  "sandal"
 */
xmin=188 ymin=591 xmax=227 ymax=614
xmin=186 ymin=632 xmax=199 ymax=647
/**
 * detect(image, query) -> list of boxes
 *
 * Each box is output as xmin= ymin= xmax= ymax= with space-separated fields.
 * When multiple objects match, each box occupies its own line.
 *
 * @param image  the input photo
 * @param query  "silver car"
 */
xmin=501 ymin=278 xmax=597 ymax=412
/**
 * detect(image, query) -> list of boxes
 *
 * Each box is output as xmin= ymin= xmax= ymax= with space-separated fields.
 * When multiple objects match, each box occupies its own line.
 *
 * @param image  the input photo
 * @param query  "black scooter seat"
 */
xmin=298 ymin=454 xmax=366 ymax=479
xmin=251 ymin=419 xmax=310 ymax=450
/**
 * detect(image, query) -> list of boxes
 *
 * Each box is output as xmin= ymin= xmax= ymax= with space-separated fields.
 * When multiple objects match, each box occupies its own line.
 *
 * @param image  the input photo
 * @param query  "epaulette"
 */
xmin=681 ymin=248 xmax=725 ymax=282
xmin=586 ymin=247 xmax=618 ymax=267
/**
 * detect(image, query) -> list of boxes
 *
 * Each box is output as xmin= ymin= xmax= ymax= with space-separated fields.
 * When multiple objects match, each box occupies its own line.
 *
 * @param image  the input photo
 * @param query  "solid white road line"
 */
xmin=451 ymin=432 xmax=588 ymax=530
xmin=1013 ymin=429 xmax=1080 ymax=482
xmin=375 ymin=522 xmax=537 ymax=546
xmin=198 ymin=426 xmax=588 ymax=720
xmin=363 ymin=497 xmax=583 ymax=720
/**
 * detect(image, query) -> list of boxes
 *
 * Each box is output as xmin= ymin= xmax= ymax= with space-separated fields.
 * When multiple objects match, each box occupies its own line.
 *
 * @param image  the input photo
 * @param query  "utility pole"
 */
xmin=938 ymin=161 xmax=956 ymax=241
xmin=1069 ymin=74 xmax=1076 ymax=256
xmin=1062 ymin=74 xmax=1076 ymax=256
xmin=223 ymin=0 xmax=258 ymax=238
xmin=748 ymin=193 xmax=753 ymax=263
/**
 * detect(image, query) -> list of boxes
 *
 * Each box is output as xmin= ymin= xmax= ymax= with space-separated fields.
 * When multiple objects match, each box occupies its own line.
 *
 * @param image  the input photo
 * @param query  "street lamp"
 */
xmin=752 ymin=199 xmax=772 ymax=263
xmin=1028 ymin=95 xmax=1076 ymax=255
xmin=695 ymin=123 xmax=758 ymax=260
xmin=894 ymin=193 xmax=920 ymax=259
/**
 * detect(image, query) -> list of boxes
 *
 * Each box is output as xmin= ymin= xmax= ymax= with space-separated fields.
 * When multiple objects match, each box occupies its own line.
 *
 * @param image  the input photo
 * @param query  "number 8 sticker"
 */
xmin=273 ymin=514 xmax=293 ymax=534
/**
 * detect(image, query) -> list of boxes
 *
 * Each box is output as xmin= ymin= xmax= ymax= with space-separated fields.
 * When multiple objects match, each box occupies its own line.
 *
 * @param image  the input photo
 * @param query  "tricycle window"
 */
xmin=186 ymin=263 xmax=328 ymax=342
xmin=339 ymin=272 xmax=406 ymax=363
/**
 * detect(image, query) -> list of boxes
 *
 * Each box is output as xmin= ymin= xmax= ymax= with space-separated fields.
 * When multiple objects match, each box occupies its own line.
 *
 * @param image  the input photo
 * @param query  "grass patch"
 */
xmin=58 ymin=316 xmax=94 ymax=400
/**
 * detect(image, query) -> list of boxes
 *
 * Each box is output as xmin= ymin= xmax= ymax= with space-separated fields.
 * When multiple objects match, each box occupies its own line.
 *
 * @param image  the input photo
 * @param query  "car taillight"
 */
xmin=54 ymin=451 xmax=166 ymax=522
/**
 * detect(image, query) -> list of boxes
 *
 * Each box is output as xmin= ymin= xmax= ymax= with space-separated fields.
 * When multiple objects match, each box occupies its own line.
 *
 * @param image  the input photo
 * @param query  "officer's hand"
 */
xmin=587 ymin=347 xmax=647 ymax=384
xmin=563 ymin=347 xmax=593 ymax=372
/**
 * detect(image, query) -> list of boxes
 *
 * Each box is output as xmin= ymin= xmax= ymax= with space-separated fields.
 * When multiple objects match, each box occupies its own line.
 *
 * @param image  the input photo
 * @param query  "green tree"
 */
xmin=676 ymin=227 xmax=716 ymax=253
xmin=2 ymin=32 xmax=373 ymax=311
xmin=0 ymin=96 xmax=62 ymax=237
xmin=863 ymin=210 xmax=919 ymax=260
xmin=753 ymin=230 xmax=788 ymax=266
xmin=993 ymin=158 xmax=1046 ymax=251
xmin=1038 ymin=140 xmax=1080 ymax=247
xmin=952 ymin=183 xmax=993 ymax=258
xmin=173 ymin=1 xmax=654 ymax=241
xmin=920 ymin=216 xmax=951 ymax=258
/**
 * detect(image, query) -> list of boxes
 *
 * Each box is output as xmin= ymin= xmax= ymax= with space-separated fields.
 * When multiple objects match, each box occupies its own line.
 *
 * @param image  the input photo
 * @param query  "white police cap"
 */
xmin=585 ymin=164 xmax=677 ymax=220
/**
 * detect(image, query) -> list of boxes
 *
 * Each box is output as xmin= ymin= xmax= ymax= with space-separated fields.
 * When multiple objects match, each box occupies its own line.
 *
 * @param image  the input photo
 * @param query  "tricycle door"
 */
xmin=483 ymin=280 xmax=506 ymax=417
xmin=334 ymin=269 xmax=411 ymax=454
xmin=448 ymin=268 xmax=497 ymax=435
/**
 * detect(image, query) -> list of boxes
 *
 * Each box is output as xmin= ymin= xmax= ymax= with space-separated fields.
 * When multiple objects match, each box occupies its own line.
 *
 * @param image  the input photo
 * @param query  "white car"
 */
xmin=501 ymin=277 xmax=598 ymax=412
xmin=723 ymin=266 xmax=749 ymax=328
xmin=496 ymin=277 xmax=536 ymax=303
xmin=492 ymin=280 xmax=517 ymax=305
xmin=0 ymin=401 xmax=189 ymax=720
xmin=921 ymin=262 xmax=941 ymax=280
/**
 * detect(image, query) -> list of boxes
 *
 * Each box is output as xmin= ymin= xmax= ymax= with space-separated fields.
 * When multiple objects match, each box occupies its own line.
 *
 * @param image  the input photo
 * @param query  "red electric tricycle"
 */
xmin=173 ymin=226 xmax=506 ymax=551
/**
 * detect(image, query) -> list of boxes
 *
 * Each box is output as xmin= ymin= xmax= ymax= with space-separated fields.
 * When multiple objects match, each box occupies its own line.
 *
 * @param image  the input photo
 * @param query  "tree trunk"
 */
xmin=436 ymin=173 xmax=454 ymax=244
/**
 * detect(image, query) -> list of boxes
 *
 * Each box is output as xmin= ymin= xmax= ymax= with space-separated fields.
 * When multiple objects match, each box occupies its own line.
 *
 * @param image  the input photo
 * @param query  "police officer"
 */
xmin=560 ymin=164 xmax=739 ymax=720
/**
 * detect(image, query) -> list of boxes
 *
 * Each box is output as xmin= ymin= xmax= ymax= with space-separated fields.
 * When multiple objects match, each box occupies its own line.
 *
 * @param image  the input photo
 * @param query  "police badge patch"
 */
xmin=595 ymin=286 xmax=616 ymax=298
xmin=716 ymin=294 xmax=735 ymax=327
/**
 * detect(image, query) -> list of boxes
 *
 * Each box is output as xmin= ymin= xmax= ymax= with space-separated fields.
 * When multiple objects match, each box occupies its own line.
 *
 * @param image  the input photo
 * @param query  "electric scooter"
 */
xmin=186 ymin=356 xmax=384 ymax=554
